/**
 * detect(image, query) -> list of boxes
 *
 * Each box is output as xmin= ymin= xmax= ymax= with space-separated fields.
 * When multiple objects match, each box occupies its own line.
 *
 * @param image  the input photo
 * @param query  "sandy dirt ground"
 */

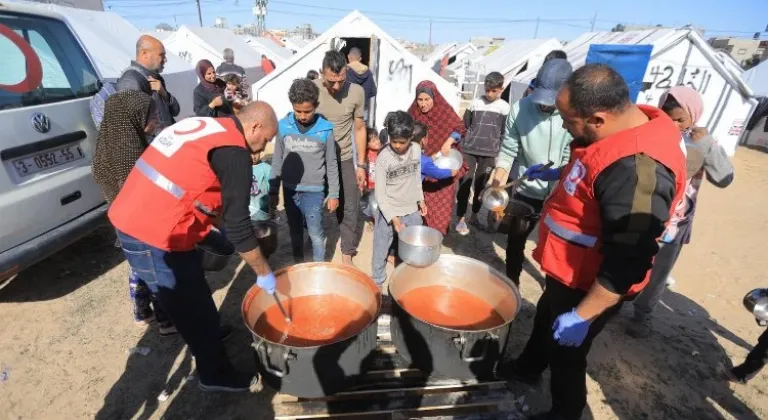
xmin=1 ymin=147 xmax=767 ymax=420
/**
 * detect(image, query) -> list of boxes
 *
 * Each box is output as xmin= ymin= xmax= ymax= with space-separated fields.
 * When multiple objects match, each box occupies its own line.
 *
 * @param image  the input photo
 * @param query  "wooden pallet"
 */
xmin=270 ymin=307 xmax=527 ymax=420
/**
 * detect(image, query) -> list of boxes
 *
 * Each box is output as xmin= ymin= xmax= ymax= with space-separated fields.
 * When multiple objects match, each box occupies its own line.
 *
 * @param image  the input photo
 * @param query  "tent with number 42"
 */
xmin=508 ymin=28 xmax=757 ymax=156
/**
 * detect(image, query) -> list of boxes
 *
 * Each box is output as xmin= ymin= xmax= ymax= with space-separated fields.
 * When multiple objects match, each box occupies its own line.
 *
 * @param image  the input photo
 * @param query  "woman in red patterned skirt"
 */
xmin=408 ymin=81 xmax=468 ymax=235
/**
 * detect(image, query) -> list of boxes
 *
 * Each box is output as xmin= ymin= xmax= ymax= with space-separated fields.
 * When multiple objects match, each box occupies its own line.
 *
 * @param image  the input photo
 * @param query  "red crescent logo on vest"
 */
xmin=0 ymin=23 xmax=44 ymax=94
xmin=174 ymin=119 xmax=207 ymax=135
xmin=567 ymin=163 xmax=586 ymax=183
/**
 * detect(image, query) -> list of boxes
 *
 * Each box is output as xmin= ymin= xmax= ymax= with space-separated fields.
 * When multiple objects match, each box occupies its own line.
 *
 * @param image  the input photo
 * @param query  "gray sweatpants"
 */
xmin=372 ymin=210 xmax=423 ymax=285
xmin=632 ymin=242 xmax=684 ymax=320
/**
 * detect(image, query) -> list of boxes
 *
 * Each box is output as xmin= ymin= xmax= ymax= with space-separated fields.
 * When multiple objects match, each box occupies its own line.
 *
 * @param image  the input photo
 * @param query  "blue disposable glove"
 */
xmin=552 ymin=309 xmax=591 ymax=347
xmin=256 ymin=272 xmax=276 ymax=295
xmin=524 ymin=164 xmax=560 ymax=181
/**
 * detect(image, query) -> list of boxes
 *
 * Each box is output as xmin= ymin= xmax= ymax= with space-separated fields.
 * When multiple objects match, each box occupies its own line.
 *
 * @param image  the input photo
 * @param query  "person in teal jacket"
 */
xmin=489 ymin=59 xmax=574 ymax=286
xmin=249 ymin=160 xmax=272 ymax=222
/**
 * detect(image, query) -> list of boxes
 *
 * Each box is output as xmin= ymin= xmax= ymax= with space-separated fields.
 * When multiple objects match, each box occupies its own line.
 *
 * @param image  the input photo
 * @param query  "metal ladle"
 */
xmin=481 ymin=161 xmax=555 ymax=212
xmin=272 ymin=292 xmax=293 ymax=344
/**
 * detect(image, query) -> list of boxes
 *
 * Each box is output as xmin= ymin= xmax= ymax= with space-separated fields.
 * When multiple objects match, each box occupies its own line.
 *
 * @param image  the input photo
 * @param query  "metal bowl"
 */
xmin=480 ymin=187 xmax=509 ymax=212
xmin=197 ymin=228 xmax=235 ymax=271
xmin=253 ymin=220 xmax=278 ymax=256
xmin=398 ymin=225 xmax=443 ymax=267
xmin=433 ymin=149 xmax=462 ymax=171
xmin=366 ymin=190 xmax=379 ymax=217
xmin=743 ymin=288 xmax=768 ymax=324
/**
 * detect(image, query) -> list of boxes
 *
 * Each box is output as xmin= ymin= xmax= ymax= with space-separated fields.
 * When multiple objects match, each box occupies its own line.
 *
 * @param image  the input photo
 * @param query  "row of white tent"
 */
xmin=433 ymin=29 xmax=761 ymax=156
xmin=10 ymin=0 xmax=764 ymax=155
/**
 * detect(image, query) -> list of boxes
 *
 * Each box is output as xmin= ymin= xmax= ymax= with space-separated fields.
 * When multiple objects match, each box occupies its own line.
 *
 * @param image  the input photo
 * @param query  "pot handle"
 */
xmin=453 ymin=333 xmax=498 ymax=363
xmin=252 ymin=341 xmax=291 ymax=378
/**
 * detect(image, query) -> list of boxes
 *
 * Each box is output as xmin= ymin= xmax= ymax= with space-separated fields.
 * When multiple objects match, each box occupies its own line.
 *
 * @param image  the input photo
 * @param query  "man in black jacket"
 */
xmin=117 ymin=35 xmax=180 ymax=140
xmin=346 ymin=47 xmax=377 ymax=121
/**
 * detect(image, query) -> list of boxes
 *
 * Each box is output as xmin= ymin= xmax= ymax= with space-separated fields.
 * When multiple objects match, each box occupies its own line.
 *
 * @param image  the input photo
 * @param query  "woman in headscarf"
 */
xmin=193 ymin=59 xmax=234 ymax=117
xmin=627 ymin=85 xmax=734 ymax=338
xmin=92 ymin=90 xmax=175 ymax=335
xmin=408 ymin=80 xmax=469 ymax=236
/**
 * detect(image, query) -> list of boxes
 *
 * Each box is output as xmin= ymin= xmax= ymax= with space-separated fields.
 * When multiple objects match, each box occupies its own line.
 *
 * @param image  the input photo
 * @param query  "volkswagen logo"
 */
xmin=31 ymin=113 xmax=51 ymax=134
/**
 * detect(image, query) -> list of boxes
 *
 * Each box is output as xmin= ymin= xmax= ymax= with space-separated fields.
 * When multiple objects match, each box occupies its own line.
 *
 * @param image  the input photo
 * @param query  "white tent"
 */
xmin=8 ymin=0 xmax=198 ymax=117
xmin=164 ymin=25 xmax=267 ymax=87
xmin=252 ymin=11 xmax=461 ymax=131
xmin=424 ymin=42 xmax=459 ymax=65
xmin=510 ymin=29 xmax=756 ymax=156
xmin=452 ymin=38 xmax=562 ymax=101
xmin=744 ymin=59 xmax=768 ymax=97
xmin=281 ymin=37 xmax=308 ymax=54
xmin=243 ymin=36 xmax=294 ymax=65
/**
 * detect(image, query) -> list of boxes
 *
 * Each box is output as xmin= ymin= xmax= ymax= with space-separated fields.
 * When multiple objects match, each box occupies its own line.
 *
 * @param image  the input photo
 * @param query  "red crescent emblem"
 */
xmin=173 ymin=119 xmax=207 ymax=135
xmin=0 ymin=23 xmax=43 ymax=94
xmin=567 ymin=164 xmax=585 ymax=182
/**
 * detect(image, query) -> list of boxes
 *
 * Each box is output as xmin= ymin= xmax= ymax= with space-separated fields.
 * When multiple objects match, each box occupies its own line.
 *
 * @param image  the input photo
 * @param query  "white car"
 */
xmin=0 ymin=3 xmax=107 ymax=282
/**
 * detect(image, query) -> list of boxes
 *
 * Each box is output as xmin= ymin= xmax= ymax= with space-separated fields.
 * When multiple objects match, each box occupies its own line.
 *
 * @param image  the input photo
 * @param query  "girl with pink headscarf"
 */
xmin=627 ymin=86 xmax=734 ymax=338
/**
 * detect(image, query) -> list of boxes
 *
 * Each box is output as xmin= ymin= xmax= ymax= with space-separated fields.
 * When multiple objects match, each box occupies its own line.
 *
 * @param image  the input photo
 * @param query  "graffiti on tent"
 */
xmin=387 ymin=58 xmax=413 ymax=91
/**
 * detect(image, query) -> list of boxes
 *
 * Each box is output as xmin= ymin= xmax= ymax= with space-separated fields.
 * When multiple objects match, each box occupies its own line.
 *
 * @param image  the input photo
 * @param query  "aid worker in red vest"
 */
xmin=496 ymin=64 xmax=687 ymax=420
xmin=109 ymin=101 xmax=278 ymax=392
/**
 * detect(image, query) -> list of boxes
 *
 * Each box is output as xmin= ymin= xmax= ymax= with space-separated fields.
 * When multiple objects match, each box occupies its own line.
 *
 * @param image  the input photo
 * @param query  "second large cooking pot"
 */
xmin=389 ymin=255 xmax=520 ymax=380
xmin=242 ymin=263 xmax=381 ymax=398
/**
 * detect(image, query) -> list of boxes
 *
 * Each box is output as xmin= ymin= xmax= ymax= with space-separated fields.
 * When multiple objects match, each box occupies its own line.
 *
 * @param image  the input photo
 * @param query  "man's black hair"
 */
xmin=385 ymin=111 xmax=414 ymax=140
xmin=661 ymin=94 xmax=682 ymax=113
xmin=306 ymin=69 xmax=319 ymax=80
xmin=484 ymin=72 xmax=504 ymax=90
xmin=411 ymin=121 xmax=428 ymax=143
xmin=322 ymin=50 xmax=347 ymax=74
xmin=563 ymin=64 xmax=630 ymax=117
xmin=545 ymin=50 xmax=567 ymax=62
xmin=288 ymin=78 xmax=319 ymax=106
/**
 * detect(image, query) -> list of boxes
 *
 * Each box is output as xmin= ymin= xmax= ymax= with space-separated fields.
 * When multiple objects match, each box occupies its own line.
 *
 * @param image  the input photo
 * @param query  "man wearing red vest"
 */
xmin=497 ymin=65 xmax=687 ymax=420
xmin=109 ymin=102 xmax=278 ymax=392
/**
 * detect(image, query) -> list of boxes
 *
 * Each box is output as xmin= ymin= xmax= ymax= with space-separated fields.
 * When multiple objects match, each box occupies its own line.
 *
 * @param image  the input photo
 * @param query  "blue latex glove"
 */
xmin=552 ymin=309 xmax=591 ymax=347
xmin=524 ymin=164 xmax=560 ymax=181
xmin=256 ymin=272 xmax=276 ymax=295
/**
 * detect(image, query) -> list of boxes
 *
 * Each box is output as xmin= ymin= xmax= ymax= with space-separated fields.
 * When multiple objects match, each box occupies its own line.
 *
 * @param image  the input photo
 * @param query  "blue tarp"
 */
xmin=586 ymin=44 xmax=653 ymax=102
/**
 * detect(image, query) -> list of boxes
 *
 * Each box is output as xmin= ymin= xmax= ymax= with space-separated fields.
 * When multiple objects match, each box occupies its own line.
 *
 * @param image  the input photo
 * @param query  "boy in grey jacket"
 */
xmin=371 ymin=111 xmax=427 ymax=286
xmin=270 ymin=79 xmax=340 ymax=262
xmin=489 ymin=59 xmax=574 ymax=286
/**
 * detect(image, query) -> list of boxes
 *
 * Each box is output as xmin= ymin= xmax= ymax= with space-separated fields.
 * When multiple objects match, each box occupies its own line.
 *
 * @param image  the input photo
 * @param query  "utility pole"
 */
xmin=195 ymin=0 xmax=203 ymax=27
xmin=428 ymin=19 xmax=433 ymax=48
xmin=590 ymin=12 xmax=597 ymax=32
xmin=534 ymin=17 xmax=540 ymax=39
xmin=173 ymin=15 xmax=178 ymax=29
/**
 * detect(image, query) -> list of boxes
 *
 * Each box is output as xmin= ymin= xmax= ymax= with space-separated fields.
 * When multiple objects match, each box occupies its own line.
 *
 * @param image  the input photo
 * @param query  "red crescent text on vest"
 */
xmin=151 ymin=118 xmax=227 ymax=158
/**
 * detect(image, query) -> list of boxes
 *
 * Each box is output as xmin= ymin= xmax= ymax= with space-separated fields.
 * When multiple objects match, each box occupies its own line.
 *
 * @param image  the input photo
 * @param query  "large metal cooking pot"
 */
xmin=242 ymin=263 xmax=381 ymax=398
xmin=196 ymin=228 xmax=235 ymax=271
xmin=398 ymin=225 xmax=442 ymax=267
xmin=253 ymin=220 xmax=278 ymax=256
xmin=743 ymin=288 xmax=768 ymax=326
xmin=389 ymin=255 xmax=520 ymax=379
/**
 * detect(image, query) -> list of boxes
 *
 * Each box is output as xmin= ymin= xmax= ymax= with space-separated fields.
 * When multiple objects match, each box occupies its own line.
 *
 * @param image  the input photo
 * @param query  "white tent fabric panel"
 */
xmin=7 ymin=0 xmax=199 ymax=118
xmin=242 ymin=36 xmax=293 ymax=64
xmin=744 ymin=60 xmax=768 ymax=97
xmin=473 ymin=38 xmax=562 ymax=81
xmin=163 ymin=25 xmax=267 ymax=93
xmin=252 ymin=11 xmax=461 ymax=132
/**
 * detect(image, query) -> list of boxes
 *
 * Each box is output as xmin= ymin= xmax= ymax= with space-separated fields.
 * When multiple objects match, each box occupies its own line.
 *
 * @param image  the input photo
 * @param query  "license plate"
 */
xmin=12 ymin=145 xmax=85 ymax=177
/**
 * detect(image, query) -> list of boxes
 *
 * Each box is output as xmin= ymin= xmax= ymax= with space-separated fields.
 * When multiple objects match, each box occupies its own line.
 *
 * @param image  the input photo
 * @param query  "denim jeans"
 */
xmin=116 ymin=230 xmax=236 ymax=383
xmin=371 ymin=210 xmax=423 ymax=285
xmin=284 ymin=189 xmax=326 ymax=262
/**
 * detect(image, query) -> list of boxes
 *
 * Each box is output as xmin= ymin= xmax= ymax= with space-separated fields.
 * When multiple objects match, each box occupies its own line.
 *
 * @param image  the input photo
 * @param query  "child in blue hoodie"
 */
xmin=412 ymin=121 xmax=458 ymax=181
xmin=269 ymin=78 xmax=340 ymax=262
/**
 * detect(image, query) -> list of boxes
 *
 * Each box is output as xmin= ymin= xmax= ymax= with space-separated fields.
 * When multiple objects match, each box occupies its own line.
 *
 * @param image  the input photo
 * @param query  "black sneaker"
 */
xmin=198 ymin=371 xmax=256 ymax=393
